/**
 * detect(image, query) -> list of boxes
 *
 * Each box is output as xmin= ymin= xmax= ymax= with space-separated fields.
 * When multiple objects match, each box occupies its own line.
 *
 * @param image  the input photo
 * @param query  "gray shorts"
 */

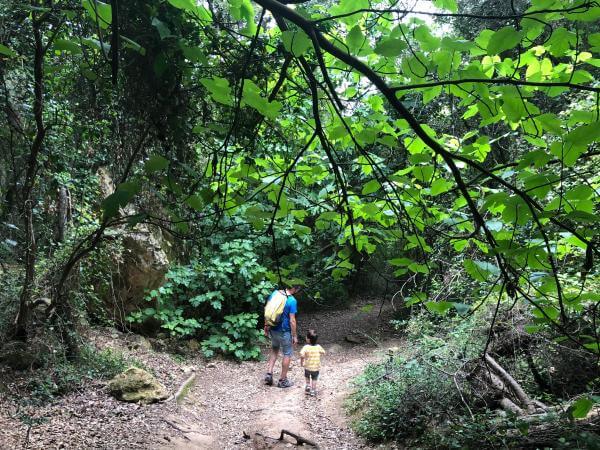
xmin=270 ymin=330 xmax=293 ymax=357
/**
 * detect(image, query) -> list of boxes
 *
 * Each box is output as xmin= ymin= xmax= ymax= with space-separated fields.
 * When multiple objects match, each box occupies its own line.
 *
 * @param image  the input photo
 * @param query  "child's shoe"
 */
xmin=305 ymin=385 xmax=311 ymax=394
xmin=309 ymin=388 xmax=317 ymax=396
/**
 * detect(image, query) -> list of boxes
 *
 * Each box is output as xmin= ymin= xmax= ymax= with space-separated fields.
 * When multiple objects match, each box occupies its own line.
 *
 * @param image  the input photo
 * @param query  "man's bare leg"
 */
xmin=267 ymin=348 xmax=279 ymax=374
xmin=280 ymin=355 xmax=291 ymax=380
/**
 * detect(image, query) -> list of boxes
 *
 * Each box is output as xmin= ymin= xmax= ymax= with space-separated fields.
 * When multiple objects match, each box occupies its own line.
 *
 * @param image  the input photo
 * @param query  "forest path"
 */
xmin=0 ymin=298 xmax=400 ymax=449
xmin=160 ymin=299 xmax=402 ymax=450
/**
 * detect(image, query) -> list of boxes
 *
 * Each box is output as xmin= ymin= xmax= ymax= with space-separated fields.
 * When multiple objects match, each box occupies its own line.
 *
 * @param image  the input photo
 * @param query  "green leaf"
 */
xmin=433 ymin=50 xmax=452 ymax=77
xmin=330 ymin=0 xmax=369 ymax=26
xmin=281 ymin=30 xmax=312 ymax=56
xmin=389 ymin=257 xmax=413 ymax=267
xmin=180 ymin=43 xmax=206 ymax=63
xmin=425 ymin=301 xmax=454 ymax=315
xmin=501 ymin=87 xmax=526 ymax=122
xmin=423 ymin=86 xmax=442 ymax=104
xmin=453 ymin=303 xmax=470 ymax=315
xmin=583 ymin=342 xmax=600 ymax=353
xmin=502 ymin=195 xmax=532 ymax=225
xmin=412 ymin=165 xmax=434 ymax=182
xmin=121 ymin=36 xmax=146 ymax=55
xmin=82 ymin=0 xmax=112 ymax=29
xmin=433 ymin=0 xmax=457 ymax=12
xmin=374 ymin=38 xmax=407 ymax=57
xmin=487 ymin=27 xmax=522 ymax=55
xmin=464 ymin=259 xmax=499 ymax=282
xmin=346 ymin=25 xmax=365 ymax=52
xmin=429 ymin=178 xmax=452 ymax=196
xmin=152 ymin=17 xmax=172 ymax=39
xmin=414 ymin=25 xmax=440 ymax=51
xmin=536 ymin=113 xmax=562 ymax=135
xmin=230 ymin=0 xmax=256 ymax=36
xmin=54 ymin=39 xmax=82 ymax=55
xmin=101 ymin=181 xmax=140 ymax=219
xmin=200 ymin=77 xmax=234 ymax=106
xmin=185 ymin=195 xmax=204 ymax=211
xmin=167 ymin=0 xmax=196 ymax=11
xmin=522 ymin=173 xmax=559 ymax=199
xmin=0 ymin=44 xmax=16 ymax=57
xmin=550 ymin=141 xmax=586 ymax=167
xmin=144 ymin=155 xmax=169 ymax=173
xmin=589 ymin=32 xmax=600 ymax=52
xmin=564 ymin=123 xmax=600 ymax=146
xmin=293 ymin=224 xmax=311 ymax=236
xmin=570 ymin=398 xmax=594 ymax=419
xmin=82 ymin=37 xmax=110 ymax=54
xmin=547 ymin=27 xmax=575 ymax=57
xmin=361 ymin=179 xmax=381 ymax=195
xmin=241 ymin=79 xmax=282 ymax=119
xmin=565 ymin=185 xmax=595 ymax=201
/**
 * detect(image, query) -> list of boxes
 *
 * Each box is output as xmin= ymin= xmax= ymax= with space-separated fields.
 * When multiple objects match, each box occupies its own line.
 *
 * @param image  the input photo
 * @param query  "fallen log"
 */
xmin=485 ymin=354 xmax=537 ymax=414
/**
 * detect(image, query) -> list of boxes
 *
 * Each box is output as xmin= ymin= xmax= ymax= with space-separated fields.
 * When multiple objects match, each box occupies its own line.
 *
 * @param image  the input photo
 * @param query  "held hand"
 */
xmin=292 ymin=335 xmax=298 ymax=346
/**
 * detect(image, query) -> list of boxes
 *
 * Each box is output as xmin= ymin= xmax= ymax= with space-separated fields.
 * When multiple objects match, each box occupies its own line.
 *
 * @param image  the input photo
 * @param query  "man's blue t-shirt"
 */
xmin=268 ymin=290 xmax=297 ymax=332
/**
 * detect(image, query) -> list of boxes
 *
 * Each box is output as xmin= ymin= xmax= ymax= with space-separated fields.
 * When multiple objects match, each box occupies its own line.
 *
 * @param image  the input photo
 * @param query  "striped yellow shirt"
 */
xmin=300 ymin=344 xmax=325 ymax=371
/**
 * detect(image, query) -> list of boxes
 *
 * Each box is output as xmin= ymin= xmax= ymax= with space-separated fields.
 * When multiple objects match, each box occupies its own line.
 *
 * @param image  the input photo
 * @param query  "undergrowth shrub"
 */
xmin=347 ymin=312 xmax=484 ymax=443
xmin=349 ymin=305 xmax=600 ymax=448
xmin=127 ymin=239 xmax=273 ymax=360
xmin=25 ymin=345 xmax=133 ymax=404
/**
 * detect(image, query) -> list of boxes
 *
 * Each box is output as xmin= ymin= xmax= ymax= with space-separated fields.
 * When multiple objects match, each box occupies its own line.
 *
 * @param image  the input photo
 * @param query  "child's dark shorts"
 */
xmin=304 ymin=369 xmax=319 ymax=380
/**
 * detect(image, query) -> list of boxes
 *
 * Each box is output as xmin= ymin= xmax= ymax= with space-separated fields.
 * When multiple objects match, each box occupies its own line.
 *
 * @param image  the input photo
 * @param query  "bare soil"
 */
xmin=0 ymin=298 xmax=402 ymax=449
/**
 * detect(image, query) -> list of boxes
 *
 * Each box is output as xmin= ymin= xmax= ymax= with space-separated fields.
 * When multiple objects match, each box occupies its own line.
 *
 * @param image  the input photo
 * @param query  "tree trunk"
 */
xmin=56 ymin=185 xmax=69 ymax=242
xmin=13 ymin=202 xmax=35 ymax=340
xmin=13 ymin=14 xmax=46 ymax=340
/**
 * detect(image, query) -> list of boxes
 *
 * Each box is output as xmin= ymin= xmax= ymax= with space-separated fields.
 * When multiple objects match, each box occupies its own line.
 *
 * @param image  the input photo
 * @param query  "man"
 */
xmin=264 ymin=286 xmax=300 ymax=388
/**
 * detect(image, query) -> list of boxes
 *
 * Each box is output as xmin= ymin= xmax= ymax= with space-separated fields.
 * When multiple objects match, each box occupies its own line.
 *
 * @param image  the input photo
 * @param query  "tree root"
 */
xmin=279 ymin=429 xmax=319 ymax=448
xmin=243 ymin=429 xmax=319 ymax=449
xmin=166 ymin=372 xmax=197 ymax=404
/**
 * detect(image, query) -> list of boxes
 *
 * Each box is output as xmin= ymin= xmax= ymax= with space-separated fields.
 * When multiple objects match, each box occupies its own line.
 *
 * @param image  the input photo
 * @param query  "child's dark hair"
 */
xmin=307 ymin=329 xmax=318 ymax=345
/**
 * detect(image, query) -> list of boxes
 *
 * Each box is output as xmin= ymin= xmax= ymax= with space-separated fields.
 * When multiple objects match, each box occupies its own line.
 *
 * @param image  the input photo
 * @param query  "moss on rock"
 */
xmin=108 ymin=367 xmax=168 ymax=404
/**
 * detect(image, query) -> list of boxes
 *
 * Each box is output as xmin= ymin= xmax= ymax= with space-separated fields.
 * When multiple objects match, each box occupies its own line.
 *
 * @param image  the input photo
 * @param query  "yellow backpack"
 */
xmin=264 ymin=290 xmax=287 ymax=327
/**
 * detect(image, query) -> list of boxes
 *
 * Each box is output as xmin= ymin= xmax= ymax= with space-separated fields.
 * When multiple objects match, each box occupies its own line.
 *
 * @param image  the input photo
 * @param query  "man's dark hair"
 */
xmin=307 ymin=329 xmax=318 ymax=345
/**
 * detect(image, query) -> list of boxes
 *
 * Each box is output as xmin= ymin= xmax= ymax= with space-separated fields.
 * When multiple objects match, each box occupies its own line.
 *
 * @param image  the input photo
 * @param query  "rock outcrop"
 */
xmin=96 ymin=167 xmax=171 ymax=320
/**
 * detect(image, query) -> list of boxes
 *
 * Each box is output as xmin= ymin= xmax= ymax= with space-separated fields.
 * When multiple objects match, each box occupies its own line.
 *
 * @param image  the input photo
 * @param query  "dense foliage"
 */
xmin=128 ymin=239 xmax=273 ymax=359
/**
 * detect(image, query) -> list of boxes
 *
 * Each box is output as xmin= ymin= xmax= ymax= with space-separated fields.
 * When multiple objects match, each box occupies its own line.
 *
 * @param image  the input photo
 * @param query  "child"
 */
xmin=300 ymin=329 xmax=325 ymax=396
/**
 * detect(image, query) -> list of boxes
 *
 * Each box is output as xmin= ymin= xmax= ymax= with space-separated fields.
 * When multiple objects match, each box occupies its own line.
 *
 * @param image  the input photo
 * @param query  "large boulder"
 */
xmin=108 ymin=367 xmax=168 ymax=403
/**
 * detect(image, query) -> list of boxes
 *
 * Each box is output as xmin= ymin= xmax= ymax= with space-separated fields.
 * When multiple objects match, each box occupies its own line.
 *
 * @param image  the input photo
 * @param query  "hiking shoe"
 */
xmin=264 ymin=372 xmax=273 ymax=386
xmin=309 ymin=388 xmax=317 ymax=397
xmin=277 ymin=378 xmax=293 ymax=388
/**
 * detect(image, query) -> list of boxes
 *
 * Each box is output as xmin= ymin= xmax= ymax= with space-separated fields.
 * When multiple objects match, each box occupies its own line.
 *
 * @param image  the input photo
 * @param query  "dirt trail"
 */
xmin=162 ymin=300 xmax=401 ymax=450
xmin=0 ymin=299 xmax=400 ymax=449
